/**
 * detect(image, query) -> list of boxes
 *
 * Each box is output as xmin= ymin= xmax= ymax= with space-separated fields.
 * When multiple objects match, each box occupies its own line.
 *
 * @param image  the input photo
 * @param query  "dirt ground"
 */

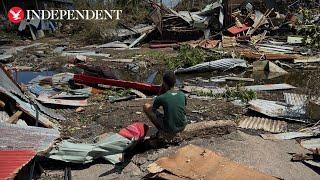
xmin=59 ymin=97 xmax=243 ymax=143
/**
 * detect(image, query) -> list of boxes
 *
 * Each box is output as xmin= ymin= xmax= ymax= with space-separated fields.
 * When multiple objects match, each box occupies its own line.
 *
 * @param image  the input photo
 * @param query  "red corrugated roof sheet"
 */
xmin=74 ymin=74 xmax=161 ymax=95
xmin=227 ymin=24 xmax=249 ymax=35
xmin=0 ymin=150 xmax=36 ymax=180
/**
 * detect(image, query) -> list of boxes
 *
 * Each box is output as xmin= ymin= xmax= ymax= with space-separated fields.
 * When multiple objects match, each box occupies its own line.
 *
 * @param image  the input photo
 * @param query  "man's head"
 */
xmin=163 ymin=71 xmax=176 ymax=89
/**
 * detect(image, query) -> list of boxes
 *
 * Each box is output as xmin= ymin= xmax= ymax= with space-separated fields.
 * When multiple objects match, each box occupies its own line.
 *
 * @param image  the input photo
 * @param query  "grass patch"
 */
xmin=192 ymin=84 xmax=257 ymax=102
xmin=103 ymin=88 xmax=131 ymax=97
xmin=223 ymin=84 xmax=257 ymax=102
xmin=164 ymin=44 xmax=233 ymax=70
xmin=195 ymin=90 xmax=219 ymax=98
xmin=144 ymin=50 xmax=172 ymax=60
xmin=165 ymin=44 xmax=206 ymax=70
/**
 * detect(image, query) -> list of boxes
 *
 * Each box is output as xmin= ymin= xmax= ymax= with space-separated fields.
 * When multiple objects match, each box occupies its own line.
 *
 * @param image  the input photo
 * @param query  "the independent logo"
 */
xmin=8 ymin=6 xmax=25 ymax=24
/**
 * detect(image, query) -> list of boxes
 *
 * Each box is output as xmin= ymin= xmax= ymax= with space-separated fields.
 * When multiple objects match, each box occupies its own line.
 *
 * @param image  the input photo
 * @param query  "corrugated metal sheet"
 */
xmin=245 ymin=84 xmax=296 ymax=91
xmin=0 ymin=66 xmax=64 ymax=123
xmin=0 ymin=123 xmax=60 ymax=153
xmin=300 ymin=138 xmax=320 ymax=151
xmin=0 ymin=150 xmax=36 ymax=180
xmin=175 ymin=58 xmax=247 ymax=74
xmin=249 ymin=99 xmax=307 ymax=122
xmin=249 ymin=99 xmax=287 ymax=117
xmin=261 ymin=132 xmax=316 ymax=140
xmin=0 ymin=87 xmax=55 ymax=128
xmin=284 ymin=93 xmax=307 ymax=106
xmin=48 ymin=133 xmax=130 ymax=164
xmin=238 ymin=116 xmax=287 ymax=133
xmin=283 ymin=93 xmax=307 ymax=119
xmin=304 ymin=160 xmax=320 ymax=168
xmin=35 ymin=101 xmax=66 ymax=121
xmin=28 ymin=84 xmax=55 ymax=96
xmin=0 ymin=66 xmax=27 ymax=101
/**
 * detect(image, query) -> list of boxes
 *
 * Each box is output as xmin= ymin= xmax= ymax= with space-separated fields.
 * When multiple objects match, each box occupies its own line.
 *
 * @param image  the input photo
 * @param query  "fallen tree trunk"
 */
xmin=183 ymin=120 xmax=236 ymax=133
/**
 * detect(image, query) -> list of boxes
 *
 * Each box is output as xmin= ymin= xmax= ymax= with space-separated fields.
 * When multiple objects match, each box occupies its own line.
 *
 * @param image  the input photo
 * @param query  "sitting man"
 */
xmin=143 ymin=71 xmax=187 ymax=135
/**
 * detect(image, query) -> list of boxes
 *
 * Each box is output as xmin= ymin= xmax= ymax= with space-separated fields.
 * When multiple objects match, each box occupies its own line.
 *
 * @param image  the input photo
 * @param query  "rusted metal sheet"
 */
xmin=147 ymin=144 xmax=276 ymax=179
xmin=300 ymin=138 xmax=320 ymax=151
xmin=239 ymin=50 xmax=299 ymax=60
xmin=261 ymin=132 xmax=316 ymax=140
xmin=238 ymin=116 xmax=287 ymax=133
xmin=248 ymin=99 xmax=306 ymax=122
xmin=187 ymin=40 xmax=220 ymax=49
xmin=0 ymin=150 xmax=36 ymax=180
xmin=0 ymin=123 xmax=59 ymax=154
xmin=227 ymin=24 xmax=249 ymax=34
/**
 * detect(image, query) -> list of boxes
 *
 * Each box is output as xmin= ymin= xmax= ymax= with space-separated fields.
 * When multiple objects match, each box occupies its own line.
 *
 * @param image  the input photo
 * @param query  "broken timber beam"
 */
xmin=7 ymin=111 xmax=23 ymax=124
xmin=183 ymin=120 xmax=236 ymax=133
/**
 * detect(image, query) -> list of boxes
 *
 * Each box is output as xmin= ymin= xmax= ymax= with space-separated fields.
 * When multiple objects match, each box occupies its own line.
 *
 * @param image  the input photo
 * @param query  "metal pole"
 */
xmin=28 ymin=159 xmax=36 ymax=180
xmin=1 ymin=0 xmax=7 ymax=17
xmin=35 ymin=103 xmax=39 ymax=127
xmin=64 ymin=167 xmax=72 ymax=180
xmin=35 ymin=0 xmax=39 ymax=10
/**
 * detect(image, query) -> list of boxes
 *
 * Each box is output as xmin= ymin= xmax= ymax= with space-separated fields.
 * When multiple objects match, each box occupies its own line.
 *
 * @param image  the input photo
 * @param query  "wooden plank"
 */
xmin=37 ymin=94 xmax=88 ymax=107
xmin=224 ymin=77 xmax=254 ymax=82
xmin=102 ymin=58 xmax=134 ymax=63
xmin=7 ymin=111 xmax=23 ymax=124
xmin=294 ymin=57 xmax=320 ymax=63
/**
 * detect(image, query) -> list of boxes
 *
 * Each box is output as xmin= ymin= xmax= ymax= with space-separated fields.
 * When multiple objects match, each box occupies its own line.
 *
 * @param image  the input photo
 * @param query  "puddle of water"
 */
xmin=13 ymin=71 xmax=55 ymax=84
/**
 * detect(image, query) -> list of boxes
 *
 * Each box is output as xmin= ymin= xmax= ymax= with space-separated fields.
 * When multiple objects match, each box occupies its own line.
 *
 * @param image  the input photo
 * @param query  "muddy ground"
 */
xmin=1 ymin=37 xmax=320 ymax=179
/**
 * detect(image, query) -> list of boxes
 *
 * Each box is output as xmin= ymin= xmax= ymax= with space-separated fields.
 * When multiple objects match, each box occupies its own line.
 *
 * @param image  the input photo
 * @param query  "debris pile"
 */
xmin=0 ymin=0 xmax=320 ymax=179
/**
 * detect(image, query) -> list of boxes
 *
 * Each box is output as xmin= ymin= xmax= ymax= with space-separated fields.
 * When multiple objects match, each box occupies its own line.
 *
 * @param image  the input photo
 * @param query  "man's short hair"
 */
xmin=163 ymin=71 xmax=176 ymax=88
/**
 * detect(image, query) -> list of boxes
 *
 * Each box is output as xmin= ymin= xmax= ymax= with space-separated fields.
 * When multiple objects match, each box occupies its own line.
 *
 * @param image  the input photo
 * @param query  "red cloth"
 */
xmin=119 ymin=122 xmax=149 ymax=140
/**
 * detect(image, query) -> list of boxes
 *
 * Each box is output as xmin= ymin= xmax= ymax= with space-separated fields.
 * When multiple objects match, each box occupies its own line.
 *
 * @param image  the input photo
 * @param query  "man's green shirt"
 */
xmin=152 ymin=90 xmax=187 ymax=133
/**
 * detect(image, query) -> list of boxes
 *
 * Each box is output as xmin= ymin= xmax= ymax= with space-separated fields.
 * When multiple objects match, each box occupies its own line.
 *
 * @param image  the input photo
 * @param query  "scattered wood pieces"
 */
xmin=7 ymin=111 xmax=23 ymax=124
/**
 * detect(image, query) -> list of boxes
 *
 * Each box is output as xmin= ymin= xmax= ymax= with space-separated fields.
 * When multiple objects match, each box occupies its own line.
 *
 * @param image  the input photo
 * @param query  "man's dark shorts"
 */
xmin=155 ymin=110 xmax=165 ymax=130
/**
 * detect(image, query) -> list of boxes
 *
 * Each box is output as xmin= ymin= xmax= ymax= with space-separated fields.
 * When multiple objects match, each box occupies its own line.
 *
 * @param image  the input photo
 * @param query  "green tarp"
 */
xmin=48 ymin=133 xmax=134 ymax=164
